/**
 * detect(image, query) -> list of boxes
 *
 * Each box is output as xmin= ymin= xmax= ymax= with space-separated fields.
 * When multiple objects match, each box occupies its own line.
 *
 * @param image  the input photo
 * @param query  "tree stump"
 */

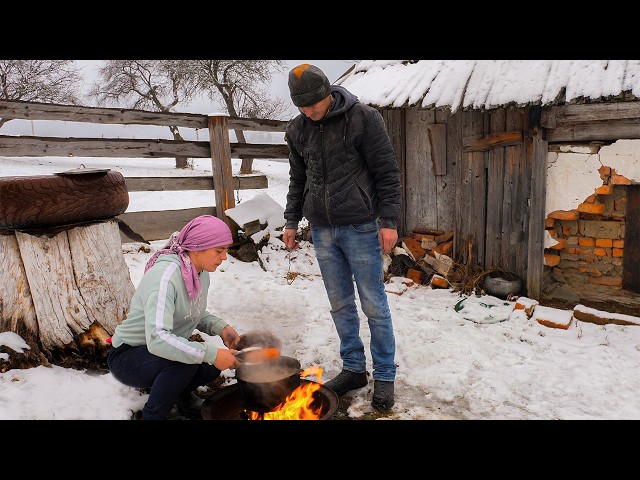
xmin=0 ymin=220 xmax=135 ymax=372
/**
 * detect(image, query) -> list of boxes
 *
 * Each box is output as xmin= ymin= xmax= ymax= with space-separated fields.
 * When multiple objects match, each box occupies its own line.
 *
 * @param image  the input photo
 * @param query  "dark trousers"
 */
xmin=107 ymin=343 xmax=221 ymax=420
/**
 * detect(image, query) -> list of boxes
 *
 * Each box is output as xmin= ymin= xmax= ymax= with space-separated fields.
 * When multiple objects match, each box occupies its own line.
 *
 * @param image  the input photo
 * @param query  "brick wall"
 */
xmin=545 ymin=165 xmax=630 ymax=294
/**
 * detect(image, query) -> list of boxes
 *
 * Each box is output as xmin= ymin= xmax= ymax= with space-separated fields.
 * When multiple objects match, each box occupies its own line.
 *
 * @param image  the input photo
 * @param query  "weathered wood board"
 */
xmin=4 ymin=220 xmax=134 ymax=355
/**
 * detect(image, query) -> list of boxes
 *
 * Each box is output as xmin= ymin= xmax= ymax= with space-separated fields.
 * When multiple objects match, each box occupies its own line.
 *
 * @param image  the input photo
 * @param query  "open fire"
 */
xmin=246 ymin=366 xmax=324 ymax=420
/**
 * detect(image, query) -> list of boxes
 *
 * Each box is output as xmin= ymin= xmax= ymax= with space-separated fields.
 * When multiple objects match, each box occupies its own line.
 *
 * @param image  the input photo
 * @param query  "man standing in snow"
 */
xmin=282 ymin=63 xmax=401 ymax=410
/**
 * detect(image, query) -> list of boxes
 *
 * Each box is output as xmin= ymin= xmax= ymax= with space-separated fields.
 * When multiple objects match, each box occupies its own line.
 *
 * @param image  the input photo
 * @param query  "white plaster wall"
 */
xmin=599 ymin=139 xmax=640 ymax=180
xmin=544 ymin=139 xmax=640 ymax=249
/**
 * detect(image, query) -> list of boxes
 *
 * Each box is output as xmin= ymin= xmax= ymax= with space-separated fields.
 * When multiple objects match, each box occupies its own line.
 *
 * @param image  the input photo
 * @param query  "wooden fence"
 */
xmin=0 ymin=99 xmax=290 ymax=242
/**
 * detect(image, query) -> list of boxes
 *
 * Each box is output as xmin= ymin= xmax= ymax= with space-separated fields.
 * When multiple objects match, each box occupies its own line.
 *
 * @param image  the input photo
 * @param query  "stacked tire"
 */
xmin=0 ymin=171 xmax=129 ymax=229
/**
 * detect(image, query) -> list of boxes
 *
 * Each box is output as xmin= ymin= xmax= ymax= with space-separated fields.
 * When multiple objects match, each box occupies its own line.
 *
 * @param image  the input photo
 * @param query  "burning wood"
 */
xmin=246 ymin=366 xmax=325 ymax=420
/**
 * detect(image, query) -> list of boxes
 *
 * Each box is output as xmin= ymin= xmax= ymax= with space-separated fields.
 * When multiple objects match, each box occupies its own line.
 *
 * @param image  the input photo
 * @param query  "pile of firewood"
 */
xmin=385 ymin=227 xmax=455 ymax=288
xmin=386 ymin=227 xmax=506 ymax=298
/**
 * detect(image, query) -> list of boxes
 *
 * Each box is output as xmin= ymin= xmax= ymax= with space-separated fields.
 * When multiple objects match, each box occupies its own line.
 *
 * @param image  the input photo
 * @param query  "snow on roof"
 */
xmin=336 ymin=60 xmax=640 ymax=112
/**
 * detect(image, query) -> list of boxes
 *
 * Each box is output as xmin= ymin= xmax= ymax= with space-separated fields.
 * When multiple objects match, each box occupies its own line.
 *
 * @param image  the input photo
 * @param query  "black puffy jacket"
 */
xmin=284 ymin=85 xmax=401 ymax=230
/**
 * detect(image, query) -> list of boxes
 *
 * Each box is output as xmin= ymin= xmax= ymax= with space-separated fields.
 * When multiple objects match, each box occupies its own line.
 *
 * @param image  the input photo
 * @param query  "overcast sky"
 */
xmin=2 ymin=60 xmax=355 ymax=139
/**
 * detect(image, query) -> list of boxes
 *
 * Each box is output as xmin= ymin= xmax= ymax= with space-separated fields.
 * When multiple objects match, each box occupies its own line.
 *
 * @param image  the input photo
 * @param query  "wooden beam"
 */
xmin=462 ymin=130 xmax=523 ymax=152
xmin=0 ymin=99 xmax=288 ymax=132
xmin=541 ymin=101 xmax=640 ymax=127
xmin=208 ymin=115 xmax=237 ymax=240
xmin=117 ymin=207 xmax=216 ymax=243
xmin=623 ymin=186 xmax=640 ymax=292
xmin=544 ymin=120 xmax=640 ymax=143
xmin=526 ymin=126 xmax=547 ymax=301
xmin=427 ymin=124 xmax=447 ymax=175
xmin=0 ymin=135 xmax=289 ymax=159
xmin=124 ymin=174 xmax=267 ymax=192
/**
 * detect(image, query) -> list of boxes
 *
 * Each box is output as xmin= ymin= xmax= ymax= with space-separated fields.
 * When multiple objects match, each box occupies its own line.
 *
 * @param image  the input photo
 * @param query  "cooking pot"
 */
xmin=235 ymin=356 xmax=302 ymax=412
xmin=235 ymin=330 xmax=282 ymax=351
xmin=483 ymin=270 xmax=523 ymax=299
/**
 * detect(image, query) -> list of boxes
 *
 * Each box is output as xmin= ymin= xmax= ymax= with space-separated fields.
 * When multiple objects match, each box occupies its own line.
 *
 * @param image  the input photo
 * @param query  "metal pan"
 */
xmin=235 ymin=355 xmax=302 ymax=411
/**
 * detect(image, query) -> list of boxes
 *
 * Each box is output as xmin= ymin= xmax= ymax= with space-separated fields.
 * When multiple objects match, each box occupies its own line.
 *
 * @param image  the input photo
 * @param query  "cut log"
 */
xmin=67 ymin=222 xmax=133 ymax=334
xmin=17 ymin=229 xmax=93 ymax=348
xmin=0 ymin=233 xmax=39 ymax=341
xmin=1 ymin=220 xmax=135 ymax=370
xmin=420 ymin=252 xmax=453 ymax=277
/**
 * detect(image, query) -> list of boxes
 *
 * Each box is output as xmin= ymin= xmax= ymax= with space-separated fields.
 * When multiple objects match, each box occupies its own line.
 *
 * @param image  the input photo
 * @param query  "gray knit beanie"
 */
xmin=288 ymin=64 xmax=331 ymax=107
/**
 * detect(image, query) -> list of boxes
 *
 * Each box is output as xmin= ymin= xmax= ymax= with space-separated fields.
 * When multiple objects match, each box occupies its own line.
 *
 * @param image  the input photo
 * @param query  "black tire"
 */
xmin=0 ymin=171 xmax=129 ymax=229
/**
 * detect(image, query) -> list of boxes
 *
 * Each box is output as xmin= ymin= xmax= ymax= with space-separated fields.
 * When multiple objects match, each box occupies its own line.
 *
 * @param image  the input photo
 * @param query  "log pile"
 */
xmin=385 ymin=227 xmax=455 ymax=289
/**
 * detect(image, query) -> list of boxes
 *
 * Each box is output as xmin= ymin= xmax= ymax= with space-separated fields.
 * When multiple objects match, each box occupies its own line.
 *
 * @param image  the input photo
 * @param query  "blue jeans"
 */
xmin=107 ymin=344 xmax=221 ymax=420
xmin=311 ymin=221 xmax=396 ymax=382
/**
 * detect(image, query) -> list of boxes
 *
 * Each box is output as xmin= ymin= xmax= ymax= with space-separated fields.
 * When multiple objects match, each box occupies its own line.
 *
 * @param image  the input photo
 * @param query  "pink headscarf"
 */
xmin=144 ymin=215 xmax=233 ymax=300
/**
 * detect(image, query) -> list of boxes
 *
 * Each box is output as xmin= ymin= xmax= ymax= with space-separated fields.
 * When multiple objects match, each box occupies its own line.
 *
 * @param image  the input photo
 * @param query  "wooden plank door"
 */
xmin=624 ymin=185 xmax=640 ymax=293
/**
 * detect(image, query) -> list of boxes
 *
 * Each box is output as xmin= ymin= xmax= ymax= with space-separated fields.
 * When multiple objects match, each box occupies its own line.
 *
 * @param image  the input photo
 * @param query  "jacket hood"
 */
xmin=303 ymin=85 xmax=358 ymax=125
xmin=152 ymin=253 xmax=181 ymax=267
xmin=326 ymin=85 xmax=358 ymax=118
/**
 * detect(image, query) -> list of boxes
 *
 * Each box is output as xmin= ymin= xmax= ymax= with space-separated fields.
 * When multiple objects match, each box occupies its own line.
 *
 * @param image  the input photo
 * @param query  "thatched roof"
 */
xmin=335 ymin=60 xmax=640 ymax=112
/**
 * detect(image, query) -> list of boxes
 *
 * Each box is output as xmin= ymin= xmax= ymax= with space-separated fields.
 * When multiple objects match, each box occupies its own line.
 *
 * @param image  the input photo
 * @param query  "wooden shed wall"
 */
xmin=384 ymin=106 xmax=535 ymax=290
xmin=380 ymin=99 xmax=640 ymax=309
xmin=382 ymin=109 xmax=458 ymax=236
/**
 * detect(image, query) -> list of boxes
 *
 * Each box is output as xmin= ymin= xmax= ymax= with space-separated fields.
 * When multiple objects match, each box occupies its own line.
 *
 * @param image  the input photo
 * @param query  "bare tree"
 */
xmin=188 ymin=60 xmax=288 ymax=174
xmin=89 ymin=60 xmax=198 ymax=169
xmin=0 ymin=60 xmax=82 ymax=129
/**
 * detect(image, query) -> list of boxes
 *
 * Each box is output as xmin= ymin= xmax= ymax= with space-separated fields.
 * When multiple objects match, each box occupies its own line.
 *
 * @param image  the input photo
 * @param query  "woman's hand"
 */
xmin=220 ymin=324 xmax=240 ymax=348
xmin=213 ymin=348 xmax=239 ymax=370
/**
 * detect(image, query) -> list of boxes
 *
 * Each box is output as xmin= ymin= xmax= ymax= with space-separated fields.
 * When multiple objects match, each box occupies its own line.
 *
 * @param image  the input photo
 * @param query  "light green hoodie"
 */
xmin=111 ymin=253 xmax=227 ymax=365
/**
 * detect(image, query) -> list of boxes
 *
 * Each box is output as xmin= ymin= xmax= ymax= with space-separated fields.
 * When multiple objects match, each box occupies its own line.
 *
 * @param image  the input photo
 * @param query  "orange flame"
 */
xmin=246 ymin=366 xmax=324 ymax=420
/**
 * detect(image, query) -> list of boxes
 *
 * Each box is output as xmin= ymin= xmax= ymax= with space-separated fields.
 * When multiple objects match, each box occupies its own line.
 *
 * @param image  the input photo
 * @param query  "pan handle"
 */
xmin=234 ymin=347 xmax=281 ymax=363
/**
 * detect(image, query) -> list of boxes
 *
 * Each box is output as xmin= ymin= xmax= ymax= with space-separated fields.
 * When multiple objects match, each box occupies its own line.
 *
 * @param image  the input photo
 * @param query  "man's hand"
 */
xmin=282 ymin=228 xmax=300 ymax=250
xmin=379 ymin=227 xmax=398 ymax=255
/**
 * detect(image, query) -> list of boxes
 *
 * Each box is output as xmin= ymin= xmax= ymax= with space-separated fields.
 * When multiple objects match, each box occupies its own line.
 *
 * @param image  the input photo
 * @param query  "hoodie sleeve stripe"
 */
xmin=154 ymin=262 xmax=206 ymax=361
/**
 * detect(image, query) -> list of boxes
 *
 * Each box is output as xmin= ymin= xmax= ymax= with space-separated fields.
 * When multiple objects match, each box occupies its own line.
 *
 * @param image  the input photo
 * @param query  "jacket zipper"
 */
xmin=320 ymin=124 xmax=333 ymax=226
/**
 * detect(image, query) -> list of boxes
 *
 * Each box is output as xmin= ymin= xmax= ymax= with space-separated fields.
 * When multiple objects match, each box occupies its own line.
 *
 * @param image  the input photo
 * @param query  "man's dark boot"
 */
xmin=324 ymin=370 xmax=368 ymax=396
xmin=372 ymin=380 xmax=394 ymax=410
xmin=175 ymin=391 xmax=204 ymax=419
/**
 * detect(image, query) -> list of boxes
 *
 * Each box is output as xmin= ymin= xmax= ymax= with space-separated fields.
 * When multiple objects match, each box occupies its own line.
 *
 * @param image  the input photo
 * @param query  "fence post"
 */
xmin=208 ymin=113 xmax=238 ymax=242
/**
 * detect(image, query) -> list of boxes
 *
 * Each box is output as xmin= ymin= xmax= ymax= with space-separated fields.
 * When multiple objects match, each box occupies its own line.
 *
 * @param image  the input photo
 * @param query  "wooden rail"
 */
xmin=0 ymin=99 xmax=290 ymax=242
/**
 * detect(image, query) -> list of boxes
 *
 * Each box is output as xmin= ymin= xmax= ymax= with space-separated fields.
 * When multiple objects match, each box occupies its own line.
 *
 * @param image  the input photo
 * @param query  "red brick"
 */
xmin=578 ymin=237 xmax=595 ymax=247
xmin=551 ymin=238 xmax=567 ymax=249
xmin=611 ymin=174 xmax=631 ymax=185
xmin=548 ymin=210 xmax=579 ymax=220
xmin=598 ymin=165 xmax=611 ymax=176
xmin=577 ymin=203 xmax=605 ymax=214
xmin=573 ymin=305 xmax=640 ymax=326
xmin=595 ymin=184 xmax=614 ymax=195
xmin=544 ymin=253 xmax=560 ymax=266
xmin=588 ymin=276 xmax=623 ymax=287
xmin=515 ymin=297 xmax=538 ymax=316
xmin=595 ymin=238 xmax=612 ymax=248
xmin=532 ymin=305 xmax=573 ymax=330
xmin=430 ymin=275 xmax=449 ymax=289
